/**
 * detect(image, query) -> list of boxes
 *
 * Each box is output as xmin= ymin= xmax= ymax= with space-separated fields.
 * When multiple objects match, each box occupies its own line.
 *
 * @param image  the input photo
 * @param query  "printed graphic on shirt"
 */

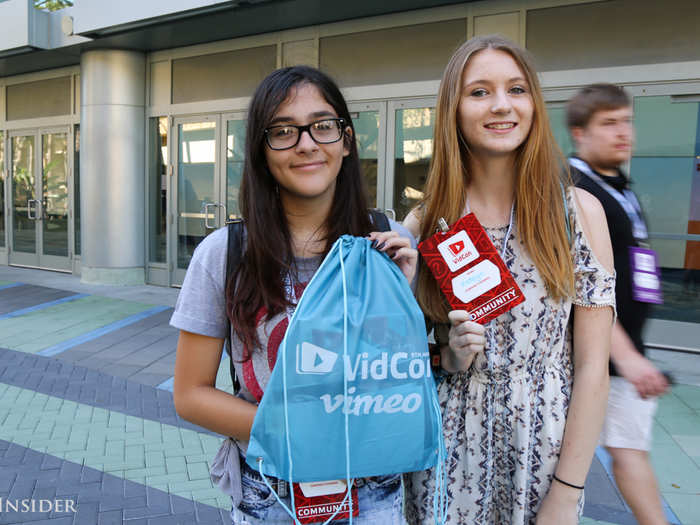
xmin=242 ymin=282 xmax=308 ymax=402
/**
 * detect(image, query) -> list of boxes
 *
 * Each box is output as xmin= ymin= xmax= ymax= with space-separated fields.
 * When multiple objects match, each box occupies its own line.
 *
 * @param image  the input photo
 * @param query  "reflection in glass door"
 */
xmin=389 ymin=100 xmax=436 ymax=221
xmin=629 ymin=93 xmax=700 ymax=323
xmin=42 ymin=133 xmax=69 ymax=259
xmin=0 ymin=131 xmax=5 ymax=248
xmin=172 ymin=118 xmax=221 ymax=283
xmin=11 ymin=135 xmax=36 ymax=256
xmin=224 ymin=115 xmax=246 ymax=220
xmin=170 ymin=114 xmax=249 ymax=285
xmin=349 ymin=103 xmax=384 ymax=209
xmin=9 ymin=130 xmax=71 ymax=270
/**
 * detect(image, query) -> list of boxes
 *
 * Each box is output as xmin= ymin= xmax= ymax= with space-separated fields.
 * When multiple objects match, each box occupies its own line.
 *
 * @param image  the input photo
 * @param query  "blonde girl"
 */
xmin=403 ymin=35 xmax=615 ymax=525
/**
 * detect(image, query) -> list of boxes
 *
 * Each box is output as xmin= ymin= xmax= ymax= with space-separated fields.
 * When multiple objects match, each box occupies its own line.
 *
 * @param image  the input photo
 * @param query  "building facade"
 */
xmin=1 ymin=0 xmax=699 ymax=348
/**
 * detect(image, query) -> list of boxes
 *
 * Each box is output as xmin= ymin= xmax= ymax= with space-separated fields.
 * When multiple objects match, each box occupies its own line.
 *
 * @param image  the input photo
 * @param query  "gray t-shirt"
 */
xmin=170 ymin=221 xmax=416 ymax=408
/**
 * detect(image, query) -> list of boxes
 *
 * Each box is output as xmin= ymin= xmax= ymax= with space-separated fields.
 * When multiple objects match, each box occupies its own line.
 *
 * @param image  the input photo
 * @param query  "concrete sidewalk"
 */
xmin=0 ymin=266 xmax=698 ymax=525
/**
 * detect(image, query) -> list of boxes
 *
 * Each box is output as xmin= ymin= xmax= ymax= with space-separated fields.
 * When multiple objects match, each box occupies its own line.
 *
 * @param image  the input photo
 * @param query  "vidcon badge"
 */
xmin=419 ymin=214 xmax=525 ymax=324
xmin=629 ymin=246 xmax=663 ymax=304
xmin=293 ymin=480 xmax=358 ymax=524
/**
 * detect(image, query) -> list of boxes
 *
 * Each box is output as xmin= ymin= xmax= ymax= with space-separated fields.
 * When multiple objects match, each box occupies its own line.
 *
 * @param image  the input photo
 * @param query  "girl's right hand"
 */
xmin=443 ymin=310 xmax=486 ymax=372
xmin=368 ymin=230 xmax=418 ymax=283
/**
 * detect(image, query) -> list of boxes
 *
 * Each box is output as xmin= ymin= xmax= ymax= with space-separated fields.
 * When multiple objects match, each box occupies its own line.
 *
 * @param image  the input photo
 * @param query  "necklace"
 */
xmin=465 ymin=198 xmax=515 ymax=259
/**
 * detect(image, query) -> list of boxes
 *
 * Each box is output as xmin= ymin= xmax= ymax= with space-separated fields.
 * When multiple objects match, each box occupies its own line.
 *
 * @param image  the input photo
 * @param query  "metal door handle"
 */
xmin=203 ymin=202 xmax=217 ymax=229
xmin=216 ymin=203 xmax=228 ymax=223
xmin=27 ymin=199 xmax=38 ymax=220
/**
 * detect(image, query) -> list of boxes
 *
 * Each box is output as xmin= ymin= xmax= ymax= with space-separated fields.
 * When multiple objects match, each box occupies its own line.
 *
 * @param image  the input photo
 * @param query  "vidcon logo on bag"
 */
xmin=295 ymin=341 xmax=431 ymax=416
xmin=296 ymin=342 xmax=338 ymax=374
xmin=437 ymin=230 xmax=478 ymax=272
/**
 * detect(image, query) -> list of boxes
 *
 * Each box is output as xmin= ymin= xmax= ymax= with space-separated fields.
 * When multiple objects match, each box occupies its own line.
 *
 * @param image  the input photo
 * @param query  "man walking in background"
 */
xmin=567 ymin=83 xmax=669 ymax=525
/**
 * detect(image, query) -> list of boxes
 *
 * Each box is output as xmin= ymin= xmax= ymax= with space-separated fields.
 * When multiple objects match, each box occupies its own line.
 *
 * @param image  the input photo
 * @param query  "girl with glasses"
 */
xmin=170 ymin=66 xmax=416 ymax=525
xmin=402 ymin=36 xmax=616 ymax=525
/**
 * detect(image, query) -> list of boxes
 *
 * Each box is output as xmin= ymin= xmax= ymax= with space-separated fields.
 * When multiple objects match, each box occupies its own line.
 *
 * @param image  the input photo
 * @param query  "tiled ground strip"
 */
xmin=57 ymin=310 xmax=181 ymax=389
xmin=0 ymin=284 xmax=83 ymax=317
xmin=37 ymin=306 xmax=171 ymax=358
xmin=0 ymin=294 xmax=88 ymax=320
xmin=0 ymin=348 xmax=214 ymax=437
xmin=0 ymin=440 xmax=228 ymax=525
xmin=0 ymin=295 xmax=159 ymax=355
xmin=649 ymin=386 xmax=700 ymax=525
xmin=0 ymin=358 xmax=228 ymax=510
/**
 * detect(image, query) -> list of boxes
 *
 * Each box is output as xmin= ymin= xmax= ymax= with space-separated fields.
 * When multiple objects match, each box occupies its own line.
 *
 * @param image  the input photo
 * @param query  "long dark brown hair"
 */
xmin=228 ymin=66 xmax=372 ymax=357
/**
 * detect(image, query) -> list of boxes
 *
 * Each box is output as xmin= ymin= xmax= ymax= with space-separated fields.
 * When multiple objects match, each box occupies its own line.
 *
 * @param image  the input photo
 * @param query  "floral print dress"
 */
xmin=405 ymin=190 xmax=616 ymax=525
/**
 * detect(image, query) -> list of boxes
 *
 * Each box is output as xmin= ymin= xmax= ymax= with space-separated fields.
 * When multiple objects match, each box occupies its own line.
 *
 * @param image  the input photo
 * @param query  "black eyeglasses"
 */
xmin=264 ymin=118 xmax=346 ymax=150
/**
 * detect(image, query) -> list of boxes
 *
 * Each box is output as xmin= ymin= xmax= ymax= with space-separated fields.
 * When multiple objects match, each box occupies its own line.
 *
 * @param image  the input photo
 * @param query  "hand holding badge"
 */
xmin=418 ymin=212 xmax=525 ymax=324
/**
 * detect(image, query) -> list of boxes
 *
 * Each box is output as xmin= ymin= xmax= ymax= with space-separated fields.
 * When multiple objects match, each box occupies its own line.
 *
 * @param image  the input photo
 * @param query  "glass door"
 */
xmin=349 ymin=102 xmax=386 ymax=209
xmin=387 ymin=98 xmax=436 ymax=221
xmin=40 ymin=130 xmax=71 ymax=270
xmin=8 ymin=129 xmax=71 ymax=271
xmin=1 ymin=131 xmax=6 ymax=251
xmin=10 ymin=133 xmax=37 ymax=264
xmin=222 ymin=112 xmax=246 ymax=221
xmin=626 ymin=89 xmax=700 ymax=323
xmin=171 ymin=115 xmax=223 ymax=284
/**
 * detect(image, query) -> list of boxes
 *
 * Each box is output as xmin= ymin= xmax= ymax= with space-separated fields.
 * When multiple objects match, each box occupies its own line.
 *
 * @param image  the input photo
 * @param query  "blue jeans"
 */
xmin=231 ymin=472 xmax=405 ymax=525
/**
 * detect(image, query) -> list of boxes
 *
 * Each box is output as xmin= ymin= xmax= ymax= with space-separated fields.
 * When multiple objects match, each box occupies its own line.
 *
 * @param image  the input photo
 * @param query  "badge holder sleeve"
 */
xmin=418 ymin=214 xmax=525 ymax=325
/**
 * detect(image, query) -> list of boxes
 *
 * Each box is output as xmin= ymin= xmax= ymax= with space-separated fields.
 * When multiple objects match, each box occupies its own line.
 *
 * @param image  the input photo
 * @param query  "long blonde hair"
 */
xmin=418 ymin=35 xmax=574 ymax=322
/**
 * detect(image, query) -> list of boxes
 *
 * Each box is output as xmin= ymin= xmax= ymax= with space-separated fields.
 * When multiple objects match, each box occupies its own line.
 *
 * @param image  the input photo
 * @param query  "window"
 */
xmin=630 ymin=95 xmax=700 ymax=323
xmin=171 ymin=46 xmax=276 ymax=103
xmin=320 ymin=20 xmax=465 ymax=87
xmin=6 ymin=77 xmax=71 ymax=120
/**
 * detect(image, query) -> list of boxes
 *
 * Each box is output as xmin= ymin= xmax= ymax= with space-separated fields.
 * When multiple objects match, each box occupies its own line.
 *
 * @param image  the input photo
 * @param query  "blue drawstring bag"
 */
xmin=245 ymin=235 xmax=447 ymax=524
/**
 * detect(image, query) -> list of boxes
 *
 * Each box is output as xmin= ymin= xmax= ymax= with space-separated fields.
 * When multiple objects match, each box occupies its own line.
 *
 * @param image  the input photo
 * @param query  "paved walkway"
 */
xmin=0 ymin=266 xmax=698 ymax=525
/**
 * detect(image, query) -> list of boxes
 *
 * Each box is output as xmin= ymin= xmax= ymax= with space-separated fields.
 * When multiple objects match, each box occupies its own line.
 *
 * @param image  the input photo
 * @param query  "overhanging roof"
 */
xmin=1 ymin=0 xmax=475 ymax=78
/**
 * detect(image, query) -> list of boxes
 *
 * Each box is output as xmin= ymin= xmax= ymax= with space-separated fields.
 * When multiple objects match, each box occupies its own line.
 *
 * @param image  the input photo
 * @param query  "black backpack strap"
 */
xmin=225 ymin=219 xmax=244 ymax=395
xmin=369 ymin=208 xmax=391 ymax=232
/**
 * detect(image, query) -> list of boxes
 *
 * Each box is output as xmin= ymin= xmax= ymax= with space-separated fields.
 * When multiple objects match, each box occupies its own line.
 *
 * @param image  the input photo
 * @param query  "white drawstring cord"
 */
xmin=257 ymin=238 xmax=355 ymax=525
xmin=431 ymin=391 xmax=448 ymax=524
xmin=338 ymin=239 xmax=354 ymax=525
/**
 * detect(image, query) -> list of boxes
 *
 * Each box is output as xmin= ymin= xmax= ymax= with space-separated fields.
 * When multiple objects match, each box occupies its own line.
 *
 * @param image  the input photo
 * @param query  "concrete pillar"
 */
xmin=80 ymin=49 xmax=146 ymax=285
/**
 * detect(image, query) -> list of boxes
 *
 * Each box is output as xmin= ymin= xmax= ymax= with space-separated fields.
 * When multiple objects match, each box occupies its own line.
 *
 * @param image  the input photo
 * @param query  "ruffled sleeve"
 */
xmin=567 ymin=188 xmax=617 ymax=316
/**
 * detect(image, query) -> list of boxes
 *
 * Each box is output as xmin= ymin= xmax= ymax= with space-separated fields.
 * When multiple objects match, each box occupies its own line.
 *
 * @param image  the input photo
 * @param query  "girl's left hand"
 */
xmin=368 ymin=231 xmax=418 ymax=283
xmin=534 ymin=483 xmax=580 ymax=525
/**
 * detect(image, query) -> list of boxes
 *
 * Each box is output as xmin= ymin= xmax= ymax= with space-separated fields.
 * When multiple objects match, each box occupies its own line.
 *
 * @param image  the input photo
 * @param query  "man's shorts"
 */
xmin=600 ymin=376 xmax=658 ymax=451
